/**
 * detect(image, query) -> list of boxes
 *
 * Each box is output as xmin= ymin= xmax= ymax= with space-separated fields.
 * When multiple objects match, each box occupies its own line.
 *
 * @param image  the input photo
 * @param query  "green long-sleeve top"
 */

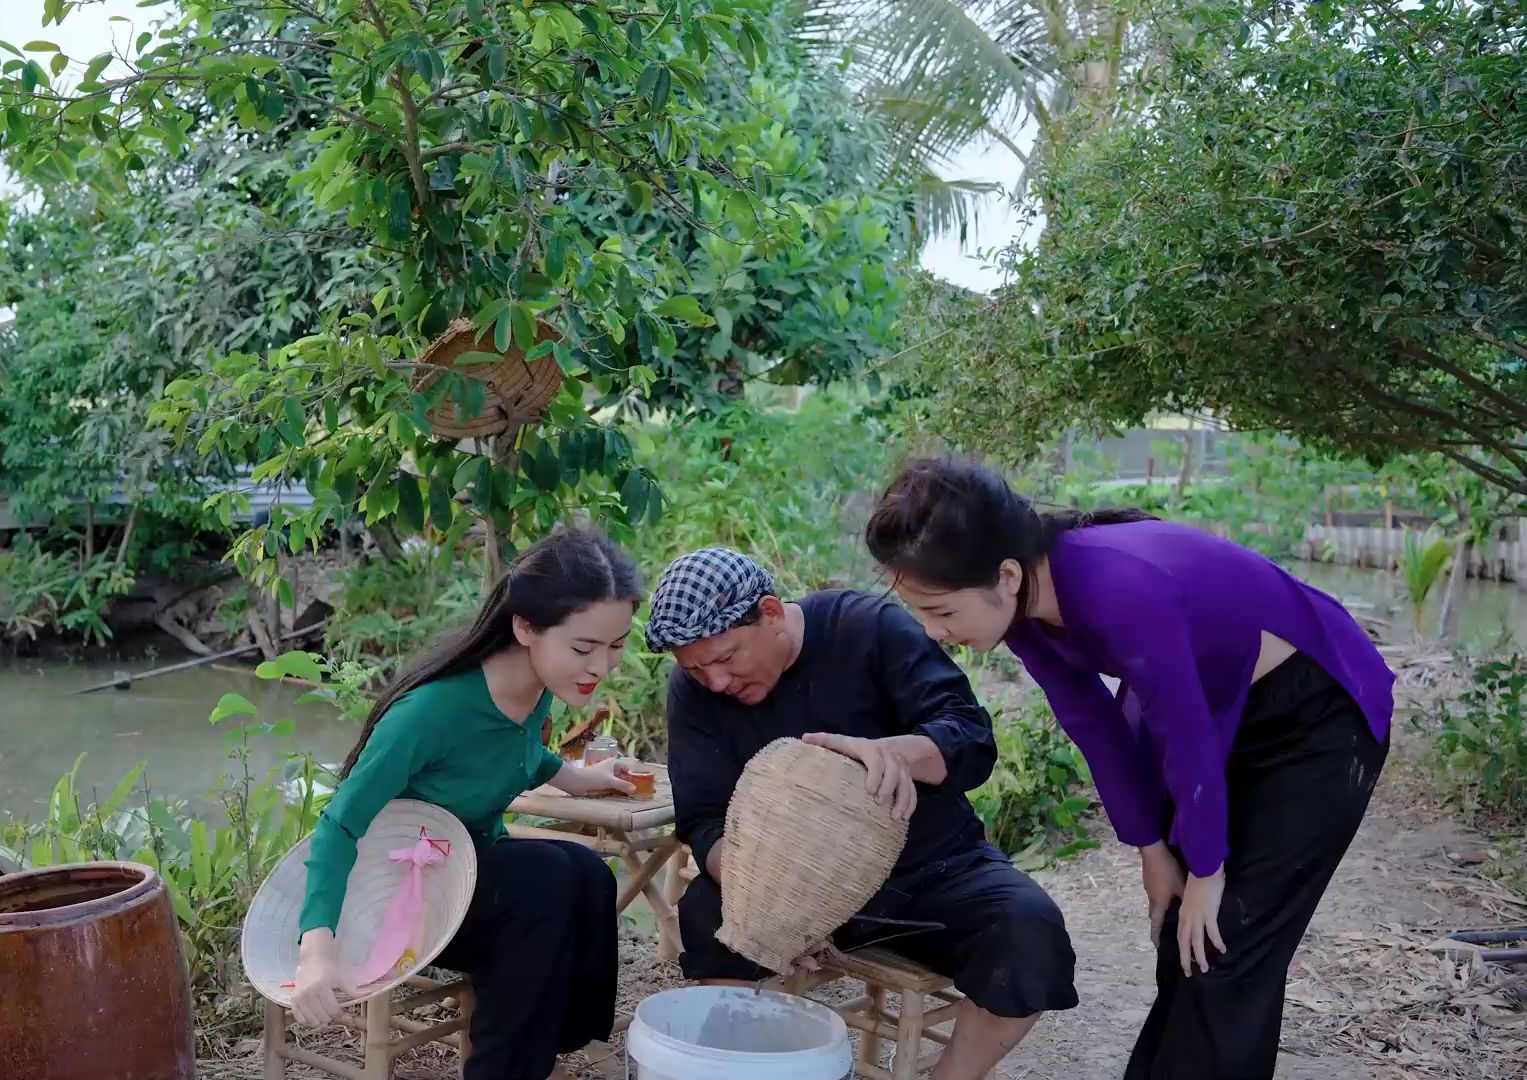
xmin=299 ymin=667 xmax=560 ymax=935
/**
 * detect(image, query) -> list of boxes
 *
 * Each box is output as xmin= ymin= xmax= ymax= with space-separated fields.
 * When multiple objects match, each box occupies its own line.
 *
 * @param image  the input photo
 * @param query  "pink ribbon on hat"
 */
xmin=351 ymin=827 xmax=451 ymax=986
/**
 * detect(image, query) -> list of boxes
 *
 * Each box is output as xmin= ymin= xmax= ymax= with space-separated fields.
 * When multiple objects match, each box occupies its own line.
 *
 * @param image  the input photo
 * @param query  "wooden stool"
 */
xmin=262 ymin=973 xmax=473 ymax=1080
xmin=791 ymin=947 xmax=989 ymax=1080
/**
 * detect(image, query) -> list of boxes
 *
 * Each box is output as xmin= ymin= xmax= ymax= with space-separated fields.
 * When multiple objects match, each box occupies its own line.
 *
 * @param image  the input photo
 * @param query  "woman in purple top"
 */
xmin=864 ymin=458 xmax=1392 ymax=1080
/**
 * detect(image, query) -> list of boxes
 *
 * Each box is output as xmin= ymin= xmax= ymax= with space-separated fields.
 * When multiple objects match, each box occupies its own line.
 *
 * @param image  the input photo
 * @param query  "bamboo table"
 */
xmin=506 ymin=765 xmax=689 ymax=961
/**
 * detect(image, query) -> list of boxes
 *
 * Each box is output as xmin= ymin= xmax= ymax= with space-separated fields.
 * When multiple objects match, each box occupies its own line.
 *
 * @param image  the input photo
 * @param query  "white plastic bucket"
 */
xmin=627 ymin=986 xmax=852 ymax=1080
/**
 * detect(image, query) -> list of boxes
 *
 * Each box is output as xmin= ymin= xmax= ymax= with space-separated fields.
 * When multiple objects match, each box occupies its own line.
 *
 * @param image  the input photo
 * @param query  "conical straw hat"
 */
xmin=717 ymin=739 xmax=909 ymax=974
xmin=241 ymin=799 xmax=477 ymax=1007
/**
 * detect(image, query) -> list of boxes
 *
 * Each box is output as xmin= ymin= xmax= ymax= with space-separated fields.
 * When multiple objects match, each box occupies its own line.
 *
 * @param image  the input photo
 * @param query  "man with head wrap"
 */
xmin=648 ymin=549 xmax=1079 ymax=1080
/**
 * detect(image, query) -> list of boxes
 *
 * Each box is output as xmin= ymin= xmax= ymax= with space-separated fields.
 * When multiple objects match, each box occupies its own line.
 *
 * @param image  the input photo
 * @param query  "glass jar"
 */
xmin=584 ymin=734 xmax=620 ymax=766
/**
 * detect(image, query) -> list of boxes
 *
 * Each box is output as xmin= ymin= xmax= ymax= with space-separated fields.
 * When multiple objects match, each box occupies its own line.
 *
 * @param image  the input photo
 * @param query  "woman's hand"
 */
xmin=553 ymin=756 xmax=636 ymax=797
xmin=1177 ymin=867 xmax=1227 ymax=977
xmin=802 ymin=733 xmax=917 ymax=820
xmin=1140 ymin=841 xmax=1186 ymax=947
xmin=292 ymin=928 xmax=358 ymax=1027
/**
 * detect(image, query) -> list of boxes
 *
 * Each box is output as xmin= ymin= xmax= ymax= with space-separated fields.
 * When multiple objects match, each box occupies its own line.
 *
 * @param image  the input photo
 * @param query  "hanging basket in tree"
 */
xmin=410 ymin=317 xmax=564 ymax=441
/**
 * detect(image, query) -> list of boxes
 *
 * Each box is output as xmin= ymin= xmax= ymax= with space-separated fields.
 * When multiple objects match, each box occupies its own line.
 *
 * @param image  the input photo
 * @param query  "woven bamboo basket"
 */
xmin=717 ymin=738 xmax=909 ymax=974
xmin=241 ymin=800 xmax=476 ymax=1008
xmin=411 ymin=316 xmax=563 ymax=440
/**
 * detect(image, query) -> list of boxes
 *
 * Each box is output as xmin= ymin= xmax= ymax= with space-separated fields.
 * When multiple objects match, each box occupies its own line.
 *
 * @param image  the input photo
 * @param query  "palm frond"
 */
xmin=851 ymin=0 xmax=1053 ymax=158
xmin=909 ymin=172 xmax=1005 ymax=247
xmin=863 ymin=89 xmax=1031 ymax=170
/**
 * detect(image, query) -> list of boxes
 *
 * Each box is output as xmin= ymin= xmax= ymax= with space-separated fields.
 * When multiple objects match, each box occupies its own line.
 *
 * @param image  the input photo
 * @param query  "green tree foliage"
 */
xmin=0 ymin=0 xmax=909 ymax=596
xmin=0 ymin=135 xmax=372 ymax=571
xmin=908 ymin=1 xmax=1527 ymax=493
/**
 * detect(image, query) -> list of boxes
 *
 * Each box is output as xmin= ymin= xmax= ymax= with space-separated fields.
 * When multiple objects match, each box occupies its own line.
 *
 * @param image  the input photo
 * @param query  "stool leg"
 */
xmin=363 ymin=998 xmax=393 ymax=1080
xmin=457 ymin=985 xmax=475 ymax=1080
xmin=262 ymin=998 xmax=288 ymax=1080
xmin=657 ymin=848 xmax=689 ymax=962
xmin=892 ymin=991 xmax=924 ymax=1080
xmin=857 ymin=983 xmax=885 ymax=1075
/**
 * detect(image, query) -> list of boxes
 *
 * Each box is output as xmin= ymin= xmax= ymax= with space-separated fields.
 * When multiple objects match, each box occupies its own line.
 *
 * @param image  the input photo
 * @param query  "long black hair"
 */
xmin=338 ymin=526 xmax=642 ymax=778
xmin=864 ymin=458 xmax=1155 ymax=618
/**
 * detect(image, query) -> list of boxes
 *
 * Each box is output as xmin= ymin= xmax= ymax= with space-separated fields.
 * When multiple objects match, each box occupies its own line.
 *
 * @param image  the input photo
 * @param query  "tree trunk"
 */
xmin=1437 ymin=528 xmax=1472 ymax=641
xmin=1176 ymin=425 xmax=1194 ymax=497
xmin=114 ymin=504 xmax=139 ymax=569
xmin=366 ymin=521 xmax=405 ymax=561
xmin=245 ymin=605 xmax=278 ymax=662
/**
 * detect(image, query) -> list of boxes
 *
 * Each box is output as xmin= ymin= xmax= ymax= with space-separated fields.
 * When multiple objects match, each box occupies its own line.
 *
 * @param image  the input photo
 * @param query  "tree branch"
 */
xmin=1339 ymin=367 xmax=1527 ymax=479
xmin=362 ymin=0 xmax=430 ymax=204
xmin=1436 ymin=448 xmax=1527 ymax=498
xmin=1396 ymin=339 xmax=1527 ymax=426
xmin=1471 ymin=326 xmax=1527 ymax=364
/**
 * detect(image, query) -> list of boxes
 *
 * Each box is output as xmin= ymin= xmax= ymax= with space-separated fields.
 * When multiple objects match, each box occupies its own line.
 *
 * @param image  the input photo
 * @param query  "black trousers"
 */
xmin=679 ymin=842 xmax=1079 ymax=1018
xmin=434 ymin=838 xmax=617 ymax=1080
xmin=1124 ymin=653 xmax=1388 ymax=1080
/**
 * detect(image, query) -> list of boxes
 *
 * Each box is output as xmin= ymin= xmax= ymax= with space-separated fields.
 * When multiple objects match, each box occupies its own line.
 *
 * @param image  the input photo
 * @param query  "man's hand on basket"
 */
xmin=790 ymin=939 xmax=832 ymax=976
xmin=801 ymin=733 xmax=917 ymax=821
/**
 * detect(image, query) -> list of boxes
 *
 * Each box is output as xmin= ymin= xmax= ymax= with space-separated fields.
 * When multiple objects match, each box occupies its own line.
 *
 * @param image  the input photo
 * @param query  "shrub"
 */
xmin=969 ymin=694 xmax=1098 ymax=867
xmin=0 ymin=534 xmax=134 ymax=644
xmin=1436 ymin=655 xmax=1527 ymax=821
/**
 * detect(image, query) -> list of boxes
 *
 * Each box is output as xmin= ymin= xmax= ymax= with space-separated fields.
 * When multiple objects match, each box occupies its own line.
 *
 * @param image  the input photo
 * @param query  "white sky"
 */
xmin=0 ymin=0 xmax=1023 ymax=291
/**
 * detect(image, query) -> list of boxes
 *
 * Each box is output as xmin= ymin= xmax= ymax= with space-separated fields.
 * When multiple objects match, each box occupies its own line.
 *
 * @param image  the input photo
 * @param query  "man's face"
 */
xmin=672 ymin=597 xmax=794 ymax=705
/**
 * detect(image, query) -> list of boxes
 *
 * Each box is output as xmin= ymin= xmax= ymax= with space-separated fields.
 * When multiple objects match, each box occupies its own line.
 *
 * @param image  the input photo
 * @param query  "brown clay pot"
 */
xmin=0 ymin=862 xmax=195 ymax=1080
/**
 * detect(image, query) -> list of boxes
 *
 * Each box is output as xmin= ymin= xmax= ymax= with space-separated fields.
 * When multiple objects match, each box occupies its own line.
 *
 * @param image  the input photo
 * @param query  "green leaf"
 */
xmin=255 ymin=651 xmax=326 ymax=684
xmin=494 ymin=305 xmax=514 ymax=351
xmin=510 ymin=302 xmax=537 ymax=351
xmin=649 ymin=66 xmax=672 ymax=113
xmin=544 ymin=235 xmax=567 ymax=279
xmin=621 ymin=468 xmax=650 ymax=522
xmin=395 ymin=473 xmax=426 ymax=532
xmin=24 ymin=41 xmax=60 ymax=52
xmin=471 ymin=457 xmax=495 ymax=510
xmin=528 ymin=440 xmax=561 ymax=492
xmin=100 ymin=763 xmax=146 ymax=819
xmin=428 ymin=477 xmax=454 ymax=527
xmin=209 ymin=692 xmax=259 ymax=725
xmin=726 ymin=188 xmax=757 ymax=239
xmin=323 ymin=396 xmax=339 ymax=433
xmin=626 ymin=179 xmax=653 ymax=215
xmin=278 ymin=396 xmax=305 ymax=447
xmin=653 ymin=295 xmax=714 ymax=327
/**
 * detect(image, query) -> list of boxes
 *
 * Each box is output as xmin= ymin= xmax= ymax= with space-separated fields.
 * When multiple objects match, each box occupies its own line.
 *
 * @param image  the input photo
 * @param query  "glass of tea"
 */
xmin=626 ymin=768 xmax=656 ymax=798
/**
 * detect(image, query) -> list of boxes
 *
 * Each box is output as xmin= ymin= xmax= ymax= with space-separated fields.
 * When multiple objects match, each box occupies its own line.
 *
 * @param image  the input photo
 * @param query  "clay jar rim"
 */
xmin=0 ymin=861 xmax=161 ymax=931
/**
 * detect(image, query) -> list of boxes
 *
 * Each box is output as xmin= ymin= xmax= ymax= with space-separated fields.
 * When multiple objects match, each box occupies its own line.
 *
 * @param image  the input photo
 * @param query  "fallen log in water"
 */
xmin=71 ymin=620 xmax=328 ymax=695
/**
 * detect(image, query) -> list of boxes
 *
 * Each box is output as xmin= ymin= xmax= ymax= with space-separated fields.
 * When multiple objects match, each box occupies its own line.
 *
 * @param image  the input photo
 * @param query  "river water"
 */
xmin=2 ymin=565 xmax=1523 ymax=823
xmin=0 ymin=661 xmax=356 ymax=823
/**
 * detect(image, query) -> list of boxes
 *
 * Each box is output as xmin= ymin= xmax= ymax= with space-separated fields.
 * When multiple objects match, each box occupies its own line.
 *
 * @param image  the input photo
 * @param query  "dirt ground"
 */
xmin=211 ymin=724 xmax=1525 ymax=1080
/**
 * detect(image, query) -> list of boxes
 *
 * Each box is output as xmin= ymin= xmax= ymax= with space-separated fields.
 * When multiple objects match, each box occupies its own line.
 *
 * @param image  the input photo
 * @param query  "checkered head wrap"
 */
xmin=644 ymin=547 xmax=777 ymax=653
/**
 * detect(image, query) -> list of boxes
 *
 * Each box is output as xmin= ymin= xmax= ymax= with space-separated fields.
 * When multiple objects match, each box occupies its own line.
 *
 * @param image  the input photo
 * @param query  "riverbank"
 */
xmin=198 ymin=651 xmax=1527 ymax=1080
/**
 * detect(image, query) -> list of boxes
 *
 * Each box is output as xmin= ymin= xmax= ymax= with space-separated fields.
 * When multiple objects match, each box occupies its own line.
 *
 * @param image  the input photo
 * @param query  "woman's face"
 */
xmin=892 ymin=561 xmax=1023 ymax=652
xmin=516 ymin=600 xmax=635 ymax=705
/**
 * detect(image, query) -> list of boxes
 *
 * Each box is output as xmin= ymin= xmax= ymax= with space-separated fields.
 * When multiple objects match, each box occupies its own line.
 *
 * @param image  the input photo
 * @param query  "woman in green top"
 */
xmin=292 ymin=527 xmax=643 ymax=1080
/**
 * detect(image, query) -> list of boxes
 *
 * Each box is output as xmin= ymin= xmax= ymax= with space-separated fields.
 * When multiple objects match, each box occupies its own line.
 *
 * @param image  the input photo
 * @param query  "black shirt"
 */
xmin=666 ymin=590 xmax=997 ymax=879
